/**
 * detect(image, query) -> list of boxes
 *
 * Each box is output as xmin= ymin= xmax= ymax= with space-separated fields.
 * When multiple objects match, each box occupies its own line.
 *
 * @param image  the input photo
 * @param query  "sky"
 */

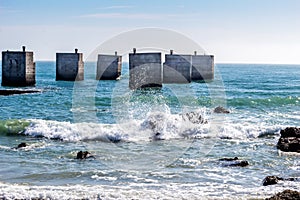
xmin=1 ymin=0 xmax=300 ymax=64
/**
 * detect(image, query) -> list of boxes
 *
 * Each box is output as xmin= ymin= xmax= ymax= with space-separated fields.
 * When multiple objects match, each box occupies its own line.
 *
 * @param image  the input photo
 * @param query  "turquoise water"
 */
xmin=0 ymin=62 xmax=299 ymax=199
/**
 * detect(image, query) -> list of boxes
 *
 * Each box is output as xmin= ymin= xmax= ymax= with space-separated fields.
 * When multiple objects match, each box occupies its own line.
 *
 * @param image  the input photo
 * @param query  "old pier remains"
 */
xmin=1 ymin=46 xmax=214 ymax=89
xmin=163 ymin=50 xmax=192 ymax=83
xmin=129 ymin=48 xmax=162 ymax=89
xmin=191 ymin=51 xmax=214 ymax=80
xmin=2 ymin=46 xmax=36 ymax=86
xmin=96 ymin=52 xmax=122 ymax=80
xmin=56 ymin=49 xmax=84 ymax=81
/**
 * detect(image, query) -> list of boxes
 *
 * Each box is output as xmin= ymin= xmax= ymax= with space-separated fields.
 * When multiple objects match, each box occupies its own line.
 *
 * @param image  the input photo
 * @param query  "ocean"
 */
xmin=0 ymin=62 xmax=299 ymax=199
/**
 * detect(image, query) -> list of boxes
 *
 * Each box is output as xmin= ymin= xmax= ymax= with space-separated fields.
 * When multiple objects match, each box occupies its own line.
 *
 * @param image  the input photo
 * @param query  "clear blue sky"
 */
xmin=1 ymin=0 xmax=300 ymax=63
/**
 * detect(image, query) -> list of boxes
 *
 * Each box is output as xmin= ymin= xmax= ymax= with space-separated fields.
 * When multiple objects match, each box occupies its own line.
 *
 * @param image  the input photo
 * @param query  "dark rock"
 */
xmin=214 ymin=106 xmax=230 ymax=114
xmin=153 ymin=132 xmax=165 ymax=141
xmin=263 ymin=176 xmax=281 ymax=186
xmin=219 ymin=157 xmax=239 ymax=161
xmin=277 ymin=127 xmax=300 ymax=153
xmin=182 ymin=111 xmax=207 ymax=124
xmin=16 ymin=142 xmax=27 ymax=149
xmin=263 ymin=176 xmax=298 ymax=186
xmin=265 ymin=189 xmax=300 ymax=200
xmin=284 ymin=177 xmax=297 ymax=181
xmin=76 ymin=151 xmax=94 ymax=159
xmin=219 ymin=157 xmax=249 ymax=167
xmin=228 ymin=160 xmax=249 ymax=167
xmin=280 ymin=127 xmax=300 ymax=138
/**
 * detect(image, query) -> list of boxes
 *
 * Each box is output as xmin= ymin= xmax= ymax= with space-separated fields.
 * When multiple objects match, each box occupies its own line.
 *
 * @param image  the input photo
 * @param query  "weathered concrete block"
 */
xmin=191 ymin=55 xmax=214 ymax=80
xmin=56 ymin=49 xmax=84 ymax=81
xmin=129 ymin=51 xmax=162 ymax=89
xmin=96 ymin=53 xmax=122 ymax=80
xmin=163 ymin=54 xmax=192 ymax=83
xmin=2 ymin=46 xmax=36 ymax=86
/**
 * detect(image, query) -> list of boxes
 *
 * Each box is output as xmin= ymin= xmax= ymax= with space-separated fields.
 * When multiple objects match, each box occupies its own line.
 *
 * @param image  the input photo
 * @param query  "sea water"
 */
xmin=0 ymin=62 xmax=299 ymax=199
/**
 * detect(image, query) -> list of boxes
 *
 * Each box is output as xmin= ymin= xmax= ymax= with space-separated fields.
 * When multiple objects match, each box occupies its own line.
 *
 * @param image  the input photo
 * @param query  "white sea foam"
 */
xmin=23 ymin=109 xmax=283 ymax=142
xmin=217 ymin=122 xmax=283 ymax=139
xmin=0 ymin=142 xmax=47 ymax=151
xmin=0 ymin=180 xmax=299 ymax=200
xmin=0 ymin=145 xmax=11 ymax=150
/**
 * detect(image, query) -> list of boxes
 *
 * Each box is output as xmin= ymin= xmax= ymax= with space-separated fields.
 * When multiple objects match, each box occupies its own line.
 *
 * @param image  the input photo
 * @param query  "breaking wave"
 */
xmin=0 ymin=109 xmax=283 ymax=142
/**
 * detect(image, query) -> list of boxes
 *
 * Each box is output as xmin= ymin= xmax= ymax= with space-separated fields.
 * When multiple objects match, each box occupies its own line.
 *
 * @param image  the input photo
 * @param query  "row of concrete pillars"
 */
xmin=129 ymin=49 xmax=214 ymax=89
xmin=1 ymin=47 xmax=214 ymax=89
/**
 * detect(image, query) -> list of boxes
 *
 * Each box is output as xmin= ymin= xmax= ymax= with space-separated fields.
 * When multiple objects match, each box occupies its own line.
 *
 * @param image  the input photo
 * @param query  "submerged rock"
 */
xmin=219 ymin=157 xmax=249 ymax=167
xmin=263 ymin=176 xmax=281 ymax=186
xmin=219 ymin=157 xmax=239 ymax=161
xmin=213 ymin=106 xmax=230 ymax=114
xmin=76 ymin=151 xmax=94 ymax=159
xmin=263 ymin=176 xmax=297 ymax=186
xmin=228 ymin=160 xmax=249 ymax=167
xmin=277 ymin=127 xmax=300 ymax=153
xmin=265 ymin=189 xmax=300 ymax=200
xmin=15 ymin=142 xmax=27 ymax=149
xmin=152 ymin=132 xmax=165 ymax=141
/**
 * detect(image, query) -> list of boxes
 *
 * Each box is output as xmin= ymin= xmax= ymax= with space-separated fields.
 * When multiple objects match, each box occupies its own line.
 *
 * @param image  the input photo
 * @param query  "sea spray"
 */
xmin=19 ymin=109 xmax=283 ymax=142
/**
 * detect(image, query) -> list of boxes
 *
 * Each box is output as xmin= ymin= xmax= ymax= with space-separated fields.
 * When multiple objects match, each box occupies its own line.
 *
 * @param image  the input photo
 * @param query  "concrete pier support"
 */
xmin=56 ymin=49 xmax=84 ymax=81
xmin=163 ymin=51 xmax=192 ymax=83
xmin=2 ymin=46 xmax=36 ymax=86
xmin=96 ymin=52 xmax=122 ymax=80
xmin=129 ymin=49 xmax=162 ymax=89
xmin=191 ymin=53 xmax=214 ymax=80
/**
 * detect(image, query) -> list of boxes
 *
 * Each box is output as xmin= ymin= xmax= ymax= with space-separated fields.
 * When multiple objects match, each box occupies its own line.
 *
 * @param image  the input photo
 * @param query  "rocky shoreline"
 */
xmin=265 ymin=189 xmax=300 ymax=200
xmin=263 ymin=127 xmax=300 ymax=199
xmin=277 ymin=127 xmax=300 ymax=153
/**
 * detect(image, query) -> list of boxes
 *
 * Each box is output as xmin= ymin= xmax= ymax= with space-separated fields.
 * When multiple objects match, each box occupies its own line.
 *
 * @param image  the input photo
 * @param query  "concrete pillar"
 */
xmin=191 ymin=55 xmax=214 ymax=80
xmin=56 ymin=49 xmax=84 ymax=81
xmin=129 ymin=49 xmax=162 ymax=89
xmin=96 ymin=53 xmax=122 ymax=80
xmin=163 ymin=54 xmax=192 ymax=83
xmin=1 ymin=46 xmax=36 ymax=86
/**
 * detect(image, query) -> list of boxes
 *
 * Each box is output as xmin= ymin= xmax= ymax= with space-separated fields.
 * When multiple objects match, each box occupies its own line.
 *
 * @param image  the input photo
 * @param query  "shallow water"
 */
xmin=0 ymin=62 xmax=299 ymax=199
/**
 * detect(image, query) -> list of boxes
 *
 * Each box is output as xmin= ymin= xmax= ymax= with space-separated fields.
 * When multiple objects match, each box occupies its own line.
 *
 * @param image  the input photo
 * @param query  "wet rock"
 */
xmin=219 ymin=157 xmax=249 ymax=167
xmin=182 ymin=111 xmax=207 ymax=124
xmin=265 ymin=189 xmax=300 ymax=200
xmin=263 ymin=176 xmax=298 ymax=186
xmin=279 ymin=127 xmax=300 ymax=138
xmin=277 ymin=127 xmax=300 ymax=153
xmin=213 ymin=106 xmax=230 ymax=114
xmin=228 ymin=160 xmax=249 ymax=167
xmin=219 ymin=157 xmax=239 ymax=161
xmin=263 ymin=176 xmax=281 ymax=186
xmin=76 ymin=151 xmax=94 ymax=159
xmin=16 ymin=142 xmax=27 ymax=149
xmin=152 ymin=132 xmax=165 ymax=141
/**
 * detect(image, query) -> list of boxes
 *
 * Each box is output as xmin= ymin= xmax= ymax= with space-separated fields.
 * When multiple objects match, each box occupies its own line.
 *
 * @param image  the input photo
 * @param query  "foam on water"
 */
xmin=0 ymin=180 xmax=299 ymax=200
xmin=20 ymin=108 xmax=283 ymax=143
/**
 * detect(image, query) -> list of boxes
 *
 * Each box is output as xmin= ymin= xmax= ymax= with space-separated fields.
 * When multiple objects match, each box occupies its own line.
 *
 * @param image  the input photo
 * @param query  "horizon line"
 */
xmin=1 ymin=60 xmax=299 ymax=65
